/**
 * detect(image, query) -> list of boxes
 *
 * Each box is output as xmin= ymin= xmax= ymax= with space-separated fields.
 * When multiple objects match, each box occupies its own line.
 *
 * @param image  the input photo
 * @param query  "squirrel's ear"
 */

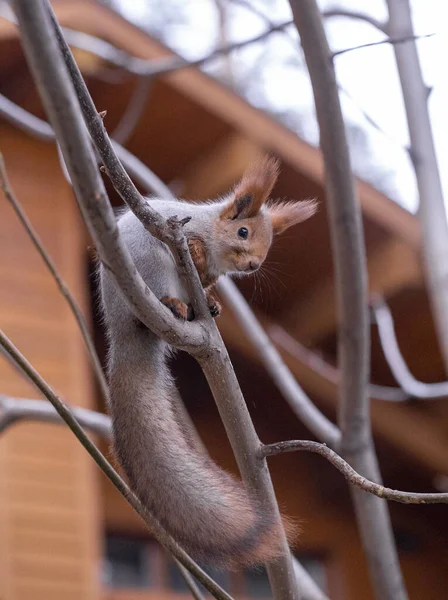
xmin=268 ymin=199 xmax=318 ymax=234
xmin=220 ymin=155 xmax=280 ymax=220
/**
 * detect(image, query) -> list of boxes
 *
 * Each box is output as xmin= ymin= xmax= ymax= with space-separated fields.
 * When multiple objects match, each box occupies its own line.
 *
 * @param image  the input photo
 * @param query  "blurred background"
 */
xmin=0 ymin=1 xmax=447 ymax=599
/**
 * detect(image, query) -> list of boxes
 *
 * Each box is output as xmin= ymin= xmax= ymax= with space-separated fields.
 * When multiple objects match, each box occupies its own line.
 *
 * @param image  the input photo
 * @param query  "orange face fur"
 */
xmin=214 ymin=155 xmax=317 ymax=275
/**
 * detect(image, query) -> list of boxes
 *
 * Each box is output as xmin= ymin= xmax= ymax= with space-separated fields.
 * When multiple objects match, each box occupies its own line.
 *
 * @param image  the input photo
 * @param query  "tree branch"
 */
xmin=322 ymin=8 xmax=388 ymax=33
xmin=386 ymin=0 xmax=448 ymax=376
xmin=269 ymin=324 xmax=410 ymax=402
xmin=261 ymin=440 xmax=448 ymax=504
xmin=0 ymin=395 xmax=111 ymax=436
xmin=46 ymin=5 xmax=210 ymax=322
xmin=0 ymin=329 xmax=231 ymax=600
xmin=372 ymin=297 xmax=448 ymax=398
xmin=0 ymin=153 xmax=109 ymax=401
xmin=288 ymin=2 xmax=407 ymax=599
xmin=111 ymin=76 xmax=152 ymax=145
xmin=1 ymin=7 xmax=291 ymax=78
xmin=332 ymin=33 xmax=435 ymax=59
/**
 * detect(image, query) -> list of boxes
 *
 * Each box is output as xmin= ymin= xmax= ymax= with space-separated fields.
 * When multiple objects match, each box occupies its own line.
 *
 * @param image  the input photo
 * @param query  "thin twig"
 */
xmin=332 ymin=33 xmax=435 ymax=59
xmin=0 ymin=154 xmax=109 ymax=401
xmin=269 ymin=325 xmax=410 ymax=402
xmin=0 ymin=329 xmax=231 ymax=599
xmin=111 ymin=76 xmax=152 ymax=145
xmin=47 ymin=5 xmax=209 ymax=321
xmin=372 ymin=297 xmax=448 ymax=398
xmin=228 ymin=0 xmax=403 ymax=159
xmin=175 ymin=561 xmax=207 ymax=600
xmin=322 ymin=8 xmax=388 ymax=33
xmin=1 ymin=6 xmax=291 ymax=78
xmin=0 ymin=395 xmax=111 ymax=436
xmin=5 ymin=397 xmax=445 ymax=507
xmin=261 ymin=440 xmax=448 ymax=504
xmin=288 ymin=2 xmax=407 ymax=599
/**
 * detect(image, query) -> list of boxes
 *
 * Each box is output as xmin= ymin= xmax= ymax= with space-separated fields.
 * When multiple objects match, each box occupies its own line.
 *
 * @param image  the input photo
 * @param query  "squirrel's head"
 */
xmin=213 ymin=155 xmax=317 ymax=275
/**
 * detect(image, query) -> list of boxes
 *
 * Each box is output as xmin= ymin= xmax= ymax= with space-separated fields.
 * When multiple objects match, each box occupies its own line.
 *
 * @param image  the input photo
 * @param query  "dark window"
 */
xmin=103 ymin=534 xmax=152 ymax=589
xmin=102 ymin=532 xmax=328 ymax=597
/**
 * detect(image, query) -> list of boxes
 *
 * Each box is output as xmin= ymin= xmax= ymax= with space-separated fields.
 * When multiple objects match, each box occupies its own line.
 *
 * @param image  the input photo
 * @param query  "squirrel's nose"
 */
xmin=248 ymin=261 xmax=260 ymax=272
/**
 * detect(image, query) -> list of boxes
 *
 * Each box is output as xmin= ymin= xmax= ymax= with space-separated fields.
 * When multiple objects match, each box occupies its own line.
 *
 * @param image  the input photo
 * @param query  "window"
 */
xmin=103 ymin=534 xmax=152 ymax=589
xmin=103 ymin=533 xmax=328 ymax=597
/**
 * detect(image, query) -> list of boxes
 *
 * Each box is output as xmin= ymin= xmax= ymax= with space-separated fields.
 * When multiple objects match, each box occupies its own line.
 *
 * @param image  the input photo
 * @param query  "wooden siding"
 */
xmin=0 ymin=125 xmax=101 ymax=600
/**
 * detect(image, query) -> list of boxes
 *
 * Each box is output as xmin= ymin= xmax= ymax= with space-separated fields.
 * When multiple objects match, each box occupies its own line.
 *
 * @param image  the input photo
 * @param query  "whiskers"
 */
xmin=248 ymin=261 xmax=289 ymax=308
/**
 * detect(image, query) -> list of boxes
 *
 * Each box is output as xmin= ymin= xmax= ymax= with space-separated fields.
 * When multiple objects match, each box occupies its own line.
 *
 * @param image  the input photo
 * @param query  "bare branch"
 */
xmin=288 ymin=2 xmax=407 ymax=599
xmin=68 ymin=20 xmax=293 ymax=79
xmin=218 ymin=278 xmax=340 ymax=447
xmin=1 ymin=7 xmax=291 ymax=78
xmin=47 ymin=6 xmax=209 ymax=322
xmin=332 ymin=32 xmax=435 ymax=59
xmin=0 ymin=153 xmax=109 ymax=401
xmin=0 ymin=328 xmax=231 ymax=600
xmin=386 ymin=0 xmax=448 ymax=375
xmin=111 ymin=76 xmax=152 ymax=145
xmin=322 ymin=8 xmax=388 ymax=33
xmin=372 ymin=298 xmax=448 ymax=398
xmin=230 ymin=0 xmax=402 ymax=163
xmin=0 ymin=395 xmax=111 ymax=436
xmin=270 ymin=324 xmax=410 ymax=402
xmin=0 ymin=92 xmax=54 ymax=140
xmin=262 ymin=440 xmax=448 ymax=504
xmin=175 ymin=561 xmax=208 ymax=600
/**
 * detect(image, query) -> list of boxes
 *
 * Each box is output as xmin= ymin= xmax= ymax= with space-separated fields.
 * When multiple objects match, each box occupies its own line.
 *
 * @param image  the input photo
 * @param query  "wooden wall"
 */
xmin=0 ymin=125 xmax=101 ymax=600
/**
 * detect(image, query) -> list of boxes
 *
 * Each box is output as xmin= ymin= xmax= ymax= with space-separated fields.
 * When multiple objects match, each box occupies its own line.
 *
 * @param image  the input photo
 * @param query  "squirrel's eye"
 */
xmin=237 ymin=227 xmax=249 ymax=240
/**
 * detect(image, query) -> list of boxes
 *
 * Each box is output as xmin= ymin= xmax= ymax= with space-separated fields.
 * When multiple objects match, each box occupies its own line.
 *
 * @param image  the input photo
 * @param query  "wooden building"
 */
xmin=0 ymin=2 xmax=447 ymax=599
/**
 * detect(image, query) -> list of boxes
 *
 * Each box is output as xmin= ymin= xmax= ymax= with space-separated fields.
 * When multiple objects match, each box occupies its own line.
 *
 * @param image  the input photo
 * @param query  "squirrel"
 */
xmin=99 ymin=155 xmax=317 ymax=569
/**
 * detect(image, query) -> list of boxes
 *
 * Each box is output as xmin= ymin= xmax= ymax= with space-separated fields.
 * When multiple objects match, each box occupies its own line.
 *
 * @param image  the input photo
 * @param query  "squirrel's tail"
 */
xmin=108 ymin=326 xmax=295 ymax=569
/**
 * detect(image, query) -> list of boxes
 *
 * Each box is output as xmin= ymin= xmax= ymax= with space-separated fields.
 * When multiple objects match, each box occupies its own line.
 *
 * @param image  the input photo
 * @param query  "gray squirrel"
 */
xmin=99 ymin=156 xmax=317 ymax=569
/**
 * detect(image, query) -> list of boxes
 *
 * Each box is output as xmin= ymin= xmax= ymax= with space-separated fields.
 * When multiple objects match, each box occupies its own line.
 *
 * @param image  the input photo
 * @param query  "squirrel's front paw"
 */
xmin=208 ymin=300 xmax=222 ymax=318
xmin=161 ymin=296 xmax=191 ymax=321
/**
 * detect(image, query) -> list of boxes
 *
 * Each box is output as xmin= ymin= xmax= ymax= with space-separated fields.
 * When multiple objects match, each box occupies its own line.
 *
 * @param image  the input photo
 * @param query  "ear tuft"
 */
xmin=220 ymin=155 xmax=280 ymax=220
xmin=268 ymin=198 xmax=318 ymax=234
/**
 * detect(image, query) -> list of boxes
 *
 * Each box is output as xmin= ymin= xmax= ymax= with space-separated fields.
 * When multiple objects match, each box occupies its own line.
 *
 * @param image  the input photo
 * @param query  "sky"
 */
xmin=115 ymin=0 xmax=443 ymax=215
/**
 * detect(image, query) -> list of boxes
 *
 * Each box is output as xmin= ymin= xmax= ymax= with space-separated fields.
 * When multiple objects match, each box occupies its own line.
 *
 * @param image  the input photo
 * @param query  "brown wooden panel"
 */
xmin=0 ymin=124 xmax=100 ymax=600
